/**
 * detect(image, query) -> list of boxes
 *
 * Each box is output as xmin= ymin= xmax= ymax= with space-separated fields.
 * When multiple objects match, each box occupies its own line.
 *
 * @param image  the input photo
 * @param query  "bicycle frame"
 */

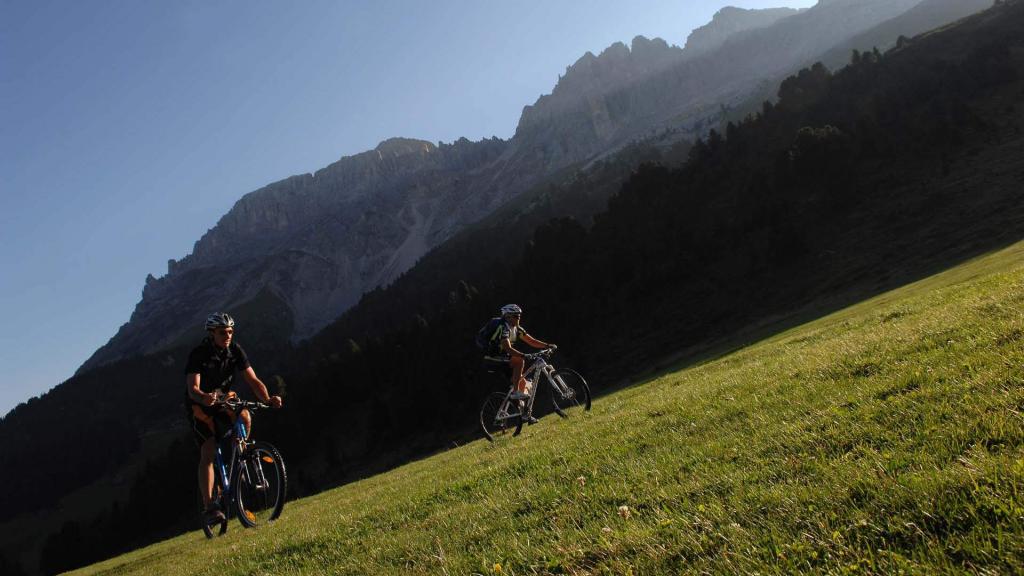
xmin=505 ymin=351 xmax=575 ymax=416
xmin=518 ymin=357 xmax=547 ymax=416
xmin=212 ymin=418 xmax=248 ymax=514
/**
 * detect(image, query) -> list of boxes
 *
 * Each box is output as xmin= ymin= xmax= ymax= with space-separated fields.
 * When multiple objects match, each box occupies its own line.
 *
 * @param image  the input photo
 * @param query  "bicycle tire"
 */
xmin=480 ymin=391 xmax=523 ymax=441
xmin=235 ymin=441 xmax=287 ymax=528
xmin=200 ymin=486 xmax=228 ymax=538
xmin=200 ymin=498 xmax=216 ymax=539
xmin=550 ymin=369 xmax=591 ymax=417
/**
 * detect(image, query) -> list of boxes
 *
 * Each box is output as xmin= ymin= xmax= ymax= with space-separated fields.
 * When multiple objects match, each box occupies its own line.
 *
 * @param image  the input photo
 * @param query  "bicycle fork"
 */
xmin=246 ymin=448 xmax=271 ymax=491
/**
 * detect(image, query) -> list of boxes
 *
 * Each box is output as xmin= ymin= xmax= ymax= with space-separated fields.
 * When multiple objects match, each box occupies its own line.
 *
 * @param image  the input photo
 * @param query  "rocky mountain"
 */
xmin=80 ymin=0 xmax=955 ymax=373
xmin=681 ymin=6 xmax=803 ymax=59
xmin=505 ymin=0 xmax=932 ymax=173
xmin=79 ymin=0 xmax=978 ymax=376
xmin=82 ymin=38 xmax=697 ymax=370
xmin=670 ymin=0 xmax=924 ymax=102
xmin=82 ymin=136 xmax=515 ymax=368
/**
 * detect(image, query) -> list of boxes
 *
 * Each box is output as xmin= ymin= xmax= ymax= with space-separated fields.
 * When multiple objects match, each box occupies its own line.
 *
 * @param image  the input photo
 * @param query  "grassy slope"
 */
xmin=74 ymin=242 xmax=1024 ymax=575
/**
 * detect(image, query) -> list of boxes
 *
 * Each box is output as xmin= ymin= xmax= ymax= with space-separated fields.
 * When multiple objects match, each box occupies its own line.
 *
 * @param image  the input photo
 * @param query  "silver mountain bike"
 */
xmin=479 ymin=348 xmax=591 ymax=441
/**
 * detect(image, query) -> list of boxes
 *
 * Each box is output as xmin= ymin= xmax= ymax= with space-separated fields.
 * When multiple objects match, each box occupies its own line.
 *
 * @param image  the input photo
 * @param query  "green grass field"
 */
xmin=74 ymin=242 xmax=1024 ymax=576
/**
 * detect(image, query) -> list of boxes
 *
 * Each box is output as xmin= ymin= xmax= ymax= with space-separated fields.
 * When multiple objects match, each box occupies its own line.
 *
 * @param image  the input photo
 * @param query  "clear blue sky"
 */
xmin=0 ymin=0 xmax=816 ymax=415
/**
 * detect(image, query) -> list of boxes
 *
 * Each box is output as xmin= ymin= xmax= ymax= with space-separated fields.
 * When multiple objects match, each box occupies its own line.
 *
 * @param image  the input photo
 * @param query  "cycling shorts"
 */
xmin=482 ymin=356 xmax=513 ymax=379
xmin=186 ymin=402 xmax=235 ymax=446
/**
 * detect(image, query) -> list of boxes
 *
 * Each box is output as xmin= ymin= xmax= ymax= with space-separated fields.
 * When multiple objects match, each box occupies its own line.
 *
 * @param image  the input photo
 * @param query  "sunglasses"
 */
xmin=214 ymin=328 xmax=234 ymax=336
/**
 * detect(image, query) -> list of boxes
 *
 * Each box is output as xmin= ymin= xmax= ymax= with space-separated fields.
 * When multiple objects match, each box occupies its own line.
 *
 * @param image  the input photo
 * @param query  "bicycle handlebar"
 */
xmin=524 ymin=347 xmax=557 ymax=362
xmin=213 ymin=396 xmax=270 ymax=411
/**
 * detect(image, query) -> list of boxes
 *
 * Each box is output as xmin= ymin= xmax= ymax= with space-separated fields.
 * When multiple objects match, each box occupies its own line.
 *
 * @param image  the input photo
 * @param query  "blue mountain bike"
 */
xmin=201 ymin=397 xmax=287 ymax=538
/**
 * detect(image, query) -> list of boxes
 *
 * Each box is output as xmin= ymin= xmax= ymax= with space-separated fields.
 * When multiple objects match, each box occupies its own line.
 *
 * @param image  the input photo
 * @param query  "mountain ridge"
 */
xmin=681 ymin=5 xmax=803 ymax=59
xmin=79 ymin=0 xmax=932 ymax=374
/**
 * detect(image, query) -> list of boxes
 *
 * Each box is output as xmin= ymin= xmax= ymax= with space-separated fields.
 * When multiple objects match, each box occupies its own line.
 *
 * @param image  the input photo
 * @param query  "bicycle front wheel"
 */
xmin=480 ymin=391 xmax=523 ymax=441
xmin=235 ymin=441 xmax=287 ymax=528
xmin=550 ymin=369 xmax=591 ymax=417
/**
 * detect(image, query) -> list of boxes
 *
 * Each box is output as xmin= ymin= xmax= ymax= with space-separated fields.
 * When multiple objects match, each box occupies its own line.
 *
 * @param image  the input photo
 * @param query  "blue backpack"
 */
xmin=474 ymin=318 xmax=505 ymax=351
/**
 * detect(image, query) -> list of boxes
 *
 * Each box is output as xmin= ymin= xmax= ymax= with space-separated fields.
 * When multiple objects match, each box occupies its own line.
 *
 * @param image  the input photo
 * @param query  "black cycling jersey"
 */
xmin=183 ymin=338 xmax=250 ymax=407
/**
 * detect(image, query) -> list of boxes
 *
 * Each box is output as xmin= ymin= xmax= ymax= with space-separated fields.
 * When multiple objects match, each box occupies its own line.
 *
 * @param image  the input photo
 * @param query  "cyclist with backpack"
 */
xmin=477 ymin=304 xmax=555 ymax=420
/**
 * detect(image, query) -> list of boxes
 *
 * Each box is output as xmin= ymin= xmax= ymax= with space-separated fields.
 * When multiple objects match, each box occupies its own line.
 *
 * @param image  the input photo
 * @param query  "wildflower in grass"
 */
xmin=576 ymin=475 xmax=586 ymax=487
xmin=618 ymin=505 xmax=631 ymax=519
xmin=602 ymin=527 xmax=613 ymax=533
xmin=493 ymin=562 xmax=502 ymax=573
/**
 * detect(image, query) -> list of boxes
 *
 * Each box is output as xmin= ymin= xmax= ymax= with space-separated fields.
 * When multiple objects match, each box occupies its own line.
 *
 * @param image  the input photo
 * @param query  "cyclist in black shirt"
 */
xmin=186 ymin=312 xmax=282 ymax=525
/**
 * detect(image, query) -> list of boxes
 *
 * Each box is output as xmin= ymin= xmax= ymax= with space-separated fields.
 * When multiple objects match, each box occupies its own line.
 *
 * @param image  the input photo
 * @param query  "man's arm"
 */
xmin=241 ymin=367 xmax=283 ymax=408
xmin=520 ymin=332 xmax=552 ymax=350
xmin=187 ymin=373 xmax=216 ymax=406
xmin=500 ymin=337 xmax=528 ymax=358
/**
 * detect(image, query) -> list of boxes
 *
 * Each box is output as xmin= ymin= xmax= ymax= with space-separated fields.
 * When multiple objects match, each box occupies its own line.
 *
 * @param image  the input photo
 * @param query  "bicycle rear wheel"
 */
xmin=480 ymin=391 xmax=523 ymax=441
xmin=235 ymin=441 xmax=287 ymax=528
xmin=202 ymin=516 xmax=228 ymax=538
xmin=550 ymin=369 xmax=591 ymax=417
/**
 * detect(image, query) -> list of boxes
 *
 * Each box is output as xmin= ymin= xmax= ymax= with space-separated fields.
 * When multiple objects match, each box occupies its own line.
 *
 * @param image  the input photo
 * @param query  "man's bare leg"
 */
xmin=510 ymin=355 xmax=527 ymax=394
xmin=198 ymin=438 xmax=215 ymax=509
xmin=239 ymin=409 xmax=252 ymax=439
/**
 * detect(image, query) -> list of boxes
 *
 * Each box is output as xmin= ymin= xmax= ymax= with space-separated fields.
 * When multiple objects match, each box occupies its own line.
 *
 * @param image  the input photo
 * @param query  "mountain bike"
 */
xmin=200 ymin=396 xmax=287 ymax=538
xmin=479 ymin=348 xmax=591 ymax=441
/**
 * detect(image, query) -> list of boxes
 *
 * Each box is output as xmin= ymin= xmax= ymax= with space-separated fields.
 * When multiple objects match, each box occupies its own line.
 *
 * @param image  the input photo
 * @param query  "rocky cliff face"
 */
xmin=667 ymin=0 xmax=924 ymax=101
xmin=81 ymin=0 xmax=939 ymax=371
xmin=81 ymin=137 xmax=516 ymax=368
xmin=681 ymin=6 xmax=802 ymax=60
xmin=510 ymin=0 xmax=927 ymax=172
xmin=511 ymin=36 xmax=686 ymax=168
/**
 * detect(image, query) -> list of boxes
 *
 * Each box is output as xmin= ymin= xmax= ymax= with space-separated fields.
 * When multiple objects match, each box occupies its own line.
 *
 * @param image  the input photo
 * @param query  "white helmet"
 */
xmin=205 ymin=312 xmax=235 ymax=330
xmin=500 ymin=304 xmax=522 ymax=316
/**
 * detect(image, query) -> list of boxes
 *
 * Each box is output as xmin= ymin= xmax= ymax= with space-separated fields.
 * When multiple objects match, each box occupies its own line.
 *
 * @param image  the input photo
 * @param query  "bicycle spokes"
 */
xmin=200 ymin=403 xmax=287 ymax=536
xmin=480 ymin=392 xmax=523 ymax=441
xmin=550 ymin=369 xmax=592 ymax=415
xmin=235 ymin=442 xmax=286 ymax=527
